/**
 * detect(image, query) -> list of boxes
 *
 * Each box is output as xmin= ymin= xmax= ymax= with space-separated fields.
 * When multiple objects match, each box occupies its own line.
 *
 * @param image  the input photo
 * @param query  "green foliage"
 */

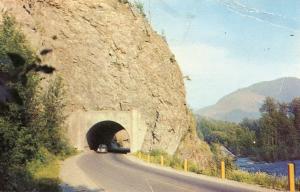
xmin=133 ymin=1 xmax=145 ymax=16
xmin=0 ymin=14 xmax=37 ymax=115
xmin=135 ymin=150 xmax=296 ymax=191
xmin=118 ymin=0 xmax=129 ymax=3
xmin=0 ymin=14 xmax=73 ymax=191
xmin=0 ymin=14 xmax=35 ymax=65
xmin=226 ymin=169 xmax=293 ymax=190
xmin=27 ymin=148 xmax=61 ymax=192
xmin=149 ymin=149 xmax=168 ymax=157
xmin=0 ymin=14 xmax=40 ymax=190
xmin=39 ymin=77 xmax=71 ymax=155
xmin=244 ymin=97 xmax=300 ymax=161
xmin=198 ymin=96 xmax=300 ymax=162
xmin=161 ymin=30 xmax=167 ymax=42
xmin=197 ymin=116 xmax=255 ymax=156
xmin=210 ymin=143 xmax=235 ymax=168
xmin=137 ymin=150 xmax=185 ymax=170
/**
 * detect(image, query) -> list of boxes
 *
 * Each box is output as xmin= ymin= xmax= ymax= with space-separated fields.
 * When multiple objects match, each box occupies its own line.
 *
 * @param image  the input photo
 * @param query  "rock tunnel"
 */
xmin=86 ymin=121 xmax=130 ymax=151
xmin=66 ymin=110 xmax=147 ymax=153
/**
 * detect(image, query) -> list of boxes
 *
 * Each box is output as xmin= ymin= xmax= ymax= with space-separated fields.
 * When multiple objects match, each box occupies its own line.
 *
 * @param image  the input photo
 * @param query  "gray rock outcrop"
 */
xmin=0 ymin=0 xmax=189 ymax=154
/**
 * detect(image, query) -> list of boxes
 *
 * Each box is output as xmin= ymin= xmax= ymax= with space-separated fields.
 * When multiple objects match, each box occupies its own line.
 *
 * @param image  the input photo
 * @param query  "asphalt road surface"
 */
xmin=77 ymin=152 xmax=275 ymax=192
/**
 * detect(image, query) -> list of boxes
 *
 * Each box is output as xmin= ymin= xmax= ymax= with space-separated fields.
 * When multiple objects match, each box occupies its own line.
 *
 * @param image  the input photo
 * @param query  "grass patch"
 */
xmin=227 ymin=169 xmax=288 ymax=190
xmin=136 ymin=150 xmax=185 ymax=171
xmin=29 ymin=158 xmax=61 ymax=192
xmin=26 ymin=147 xmax=77 ymax=192
xmin=27 ymin=148 xmax=61 ymax=192
xmin=135 ymin=150 xmax=203 ymax=173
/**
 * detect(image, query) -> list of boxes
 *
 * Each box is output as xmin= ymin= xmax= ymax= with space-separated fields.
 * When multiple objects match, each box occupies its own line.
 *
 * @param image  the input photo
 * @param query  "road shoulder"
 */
xmin=60 ymin=152 xmax=106 ymax=192
xmin=125 ymin=154 xmax=281 ymax=192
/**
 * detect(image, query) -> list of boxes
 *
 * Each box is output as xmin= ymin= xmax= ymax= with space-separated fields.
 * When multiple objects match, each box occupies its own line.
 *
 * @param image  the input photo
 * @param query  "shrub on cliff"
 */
xmin=133 ymin=1 xmax=145 ymax=16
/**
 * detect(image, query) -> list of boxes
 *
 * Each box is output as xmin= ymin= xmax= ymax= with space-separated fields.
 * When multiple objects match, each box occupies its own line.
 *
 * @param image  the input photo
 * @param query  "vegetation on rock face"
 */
xmin=175 ymin=109 xmax=214 ymax=170
xmin=175 ymin=110 xmax=237 ymax=176
xmin=133 ymin=1 xmax=145 ymax=16
xmin=0 ymin=14 xmax=73 ymax=191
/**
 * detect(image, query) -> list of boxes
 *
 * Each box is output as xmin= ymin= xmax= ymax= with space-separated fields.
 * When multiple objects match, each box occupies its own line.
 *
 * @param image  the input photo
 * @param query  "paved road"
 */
xmin=76 ymin=152 xmax=276 ymax=192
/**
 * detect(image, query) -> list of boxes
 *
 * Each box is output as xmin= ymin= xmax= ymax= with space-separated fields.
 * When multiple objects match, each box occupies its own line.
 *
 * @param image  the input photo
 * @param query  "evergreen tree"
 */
xmin=41 ymin=77 xmax=68 ymax=154
xmin=258 ymin=97 xmax=278 ymax=161
xmin=290 ymin=97 xmax=300 ymax=157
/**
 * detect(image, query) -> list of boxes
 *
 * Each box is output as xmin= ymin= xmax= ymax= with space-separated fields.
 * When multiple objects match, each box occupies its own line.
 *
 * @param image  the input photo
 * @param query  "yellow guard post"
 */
xmin=221 ymin=161 xmax=225 ymax=179
xmin=288 ymin=163 xmax=295 ymax=192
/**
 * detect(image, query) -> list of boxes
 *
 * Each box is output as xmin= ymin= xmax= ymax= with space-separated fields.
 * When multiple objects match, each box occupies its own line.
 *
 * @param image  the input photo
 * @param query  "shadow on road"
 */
xmin=61 ymin=183 xmax=105 ymax=192
xmin=108 ymin=148 xmax=130 ymax=154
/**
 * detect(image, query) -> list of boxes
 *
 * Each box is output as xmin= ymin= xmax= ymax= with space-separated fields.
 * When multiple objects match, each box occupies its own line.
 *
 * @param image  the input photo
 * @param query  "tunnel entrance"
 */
xmin=86 ymin=121 xmax=130 ymax=153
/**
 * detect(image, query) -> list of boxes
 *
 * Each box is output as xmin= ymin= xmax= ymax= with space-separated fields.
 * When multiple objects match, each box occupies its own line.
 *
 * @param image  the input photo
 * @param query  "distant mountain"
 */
xmin=198 ymin=77 xmax=300 ymax=123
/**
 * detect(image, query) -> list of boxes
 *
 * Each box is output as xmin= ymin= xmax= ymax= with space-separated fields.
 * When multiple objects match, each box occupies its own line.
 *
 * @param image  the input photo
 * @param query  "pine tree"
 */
xmin=290 ymin=97 xmax=300 ymax=157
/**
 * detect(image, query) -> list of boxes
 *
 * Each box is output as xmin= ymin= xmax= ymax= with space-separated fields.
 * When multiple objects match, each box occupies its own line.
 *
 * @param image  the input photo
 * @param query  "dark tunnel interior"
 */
xmin=86 ymin=121 xmax=130 ymax=152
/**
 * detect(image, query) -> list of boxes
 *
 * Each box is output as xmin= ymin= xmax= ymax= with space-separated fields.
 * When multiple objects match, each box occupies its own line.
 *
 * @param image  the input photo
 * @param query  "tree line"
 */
xmin=243 ymin=97 xmax=300 ymax=161
xmin=197 ymin=116 xmax=255 ymax=157
xmin=197 ymin=97 xmax=300 ymax=162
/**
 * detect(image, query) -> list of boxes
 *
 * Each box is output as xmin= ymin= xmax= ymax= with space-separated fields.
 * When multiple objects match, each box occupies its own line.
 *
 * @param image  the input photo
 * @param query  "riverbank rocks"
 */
xmin=0 ymin=0 xmax=189 ymax=154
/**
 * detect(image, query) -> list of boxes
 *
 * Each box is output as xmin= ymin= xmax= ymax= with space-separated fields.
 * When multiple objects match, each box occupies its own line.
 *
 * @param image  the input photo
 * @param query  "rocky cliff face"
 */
xmin=0 ymin=0 xmax=189 ymax=153
xmin=176 ymin=111 xmax=213 ymax=169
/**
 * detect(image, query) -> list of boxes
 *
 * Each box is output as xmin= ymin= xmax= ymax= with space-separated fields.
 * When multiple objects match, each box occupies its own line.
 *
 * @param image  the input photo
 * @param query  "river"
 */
xmin=235 ymin=158 xmax=300 ymax=178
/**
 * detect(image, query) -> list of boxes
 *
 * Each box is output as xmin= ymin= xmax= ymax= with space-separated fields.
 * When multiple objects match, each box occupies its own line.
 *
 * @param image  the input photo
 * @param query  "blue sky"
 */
xmin=132 ymin=0 xmax=300 ymax=109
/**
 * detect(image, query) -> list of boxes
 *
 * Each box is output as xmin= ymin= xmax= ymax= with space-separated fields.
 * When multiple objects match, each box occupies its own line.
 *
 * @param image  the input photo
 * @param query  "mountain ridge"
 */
xmin=198 ymin=77 xmax=300 ymax=122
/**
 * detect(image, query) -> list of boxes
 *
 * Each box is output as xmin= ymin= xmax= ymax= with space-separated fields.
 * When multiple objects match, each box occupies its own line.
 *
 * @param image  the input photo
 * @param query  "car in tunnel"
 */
xmin=96 ymin=144 xmax=108 ymax=153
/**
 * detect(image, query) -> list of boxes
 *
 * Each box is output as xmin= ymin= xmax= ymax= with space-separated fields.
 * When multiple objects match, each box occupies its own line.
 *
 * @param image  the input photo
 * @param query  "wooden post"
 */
xmin=221 ymin=161 xmax=225 ymax=179
xmin=147 ymin=154 xmax=150 ymax=163
xmin=160 ymin=155 xmax=164 ymax=166
xmin=184 ymin=159 xmax=188 ymax=172
xmin=288 ymin=163 xmax=295 ymax=192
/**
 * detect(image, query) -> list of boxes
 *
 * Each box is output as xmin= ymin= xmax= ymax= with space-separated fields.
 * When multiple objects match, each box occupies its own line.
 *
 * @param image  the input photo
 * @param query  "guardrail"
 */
xmin=137 ymin=152 xmax=299 ymax=192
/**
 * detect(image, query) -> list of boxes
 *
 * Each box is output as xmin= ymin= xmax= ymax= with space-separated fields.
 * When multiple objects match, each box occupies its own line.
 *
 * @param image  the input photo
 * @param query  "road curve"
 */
xmin=75 ymin=151 xmax=277 ymax=192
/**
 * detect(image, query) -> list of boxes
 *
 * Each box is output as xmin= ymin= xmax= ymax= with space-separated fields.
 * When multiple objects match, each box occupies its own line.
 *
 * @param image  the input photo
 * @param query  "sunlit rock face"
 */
xmin=0 ymin=0 xmax=189 ymax=154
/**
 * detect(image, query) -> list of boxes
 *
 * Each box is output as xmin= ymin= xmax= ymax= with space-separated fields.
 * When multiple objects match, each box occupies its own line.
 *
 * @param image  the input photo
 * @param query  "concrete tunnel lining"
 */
xmin=86 ymin=120 xmax=130 ymax=150
xmin=66 ymin=110 xmax=147 ymax=152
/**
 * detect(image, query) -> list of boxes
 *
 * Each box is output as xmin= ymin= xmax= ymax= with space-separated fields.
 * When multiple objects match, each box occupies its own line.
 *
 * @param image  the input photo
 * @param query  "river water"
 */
xmin=235 ymin=158 xmax=300 ymax=178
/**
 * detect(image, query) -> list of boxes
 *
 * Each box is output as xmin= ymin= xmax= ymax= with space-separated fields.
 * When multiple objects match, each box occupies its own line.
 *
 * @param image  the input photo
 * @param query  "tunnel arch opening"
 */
xmin=86 ymin=120 xmax=130 ymax=152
